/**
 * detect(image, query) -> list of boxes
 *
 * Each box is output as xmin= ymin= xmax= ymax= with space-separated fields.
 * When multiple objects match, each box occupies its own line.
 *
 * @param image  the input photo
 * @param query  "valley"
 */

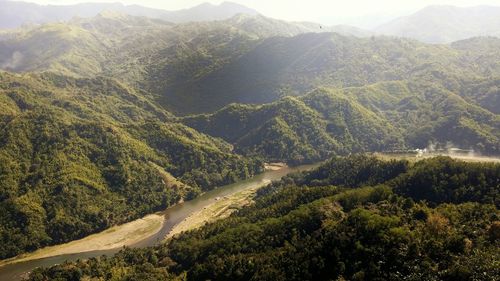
xmin=26 ymin=155 xmax=500 ymax=280
xmin=0 ymin=0 xmax=498 ymax=280
xmin=0 ymin=163 xmax=318 ymax=280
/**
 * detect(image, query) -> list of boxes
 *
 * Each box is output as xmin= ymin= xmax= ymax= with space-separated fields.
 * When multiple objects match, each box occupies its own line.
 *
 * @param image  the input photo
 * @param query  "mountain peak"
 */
xmin=375 ymin=4 xmax=500 ymax=43
xmin=97 ymin=10 xmax=128 ymax=19
xmin=188 ymin=1 xmax=259 ymax=15
xmin=0 ymin=0 xmax=260 ymax=28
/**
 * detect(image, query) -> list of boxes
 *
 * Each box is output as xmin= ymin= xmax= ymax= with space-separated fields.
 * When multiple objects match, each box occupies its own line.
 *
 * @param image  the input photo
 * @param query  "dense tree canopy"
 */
xmin=30 ymin=155 xmax=500 ymax=280
xmin=0 ymin=73 xmax=262 ymax=259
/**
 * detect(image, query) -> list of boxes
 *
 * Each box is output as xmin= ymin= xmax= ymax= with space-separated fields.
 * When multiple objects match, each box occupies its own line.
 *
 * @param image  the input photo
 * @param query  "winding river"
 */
xmin=0 ymin=164 xmax=318 ymax=281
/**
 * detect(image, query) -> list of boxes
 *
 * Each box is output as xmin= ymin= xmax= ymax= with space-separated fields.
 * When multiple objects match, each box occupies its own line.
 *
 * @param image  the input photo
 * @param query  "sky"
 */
xmin=21 ymin=0 xmax=500 ymax=27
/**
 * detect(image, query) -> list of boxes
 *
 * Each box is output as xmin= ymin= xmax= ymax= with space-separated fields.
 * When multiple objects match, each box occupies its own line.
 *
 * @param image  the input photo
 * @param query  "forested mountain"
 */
xmin=0 ymin=13 xmax=370 ymax=80
xmin=375 ymin=5 xmax=500 ymax=43
xmin=0 ymin=0 xmax=259 ymax=29
xmin=0 ymin=7 xmax=499 ymax=266
xmin=3 ymin=15 xmax=499 ymax=117
xmin=182 ymin=89 xmax=405 ymax=164
xmin=0 ymin=72 xmax=262 ymax=259
xmin=183 ymin=84 xmax=500 ymax=161
xmin=159 ymin=33 xmax=500 ymax=114
xmin=29 ymin=155 xmax=500 ymax=280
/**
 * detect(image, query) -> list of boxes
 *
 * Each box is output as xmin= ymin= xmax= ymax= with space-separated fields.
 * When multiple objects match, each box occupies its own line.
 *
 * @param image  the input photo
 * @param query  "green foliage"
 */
xmin=2 ymin=14 xmax=499 ymax=157
xmin=183 ymin=92 xmax=407 ymax=164
xmin=300 ymin=154 xmax=408 ymax=188
xmin=31 ymin=155 xmax=499 ymax=280
xmin=393 ymin=156 xmax=500 ymax=206
xmin=0 ymin=72 xmax=262 ymax=259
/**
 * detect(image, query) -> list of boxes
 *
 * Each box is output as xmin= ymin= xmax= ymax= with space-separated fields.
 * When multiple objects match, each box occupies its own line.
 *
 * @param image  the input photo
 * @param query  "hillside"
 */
xmin=2 ymin=14 xmax=499 ymax=117
xmin=342 ymin=80 xmax=500 ymax=154
xmin=0 ymin=72 xmax=262 ymax=259
xmin=375 ymin=5 xmax=500 ymax=43
xmin=183 ymin=84 xmax=500 ymax=162
xmin=182 ymin=89 xmax=405 ymax=164
xmin=157 ymin=32 xmax=500 ymax=114
xmin=0 ymin=13 xmax=343 ymax=80
xmin=29 ymin=155 xmax=500 ymax=280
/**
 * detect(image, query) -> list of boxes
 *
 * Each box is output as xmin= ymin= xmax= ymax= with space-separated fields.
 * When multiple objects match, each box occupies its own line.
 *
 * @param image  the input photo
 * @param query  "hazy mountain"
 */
xmin=226 ymin=14 xmax=372 ymax=38
xmin=0 ymin=0 xmax=259 ymax=29
xmin=0 ymin=13 xmax=371 ymax=85
xmin=157 ymin=32 xmax=500 ymax=114
xmin=375 ymin=5 xmax=500 ymax=43
xmin=162 ymin=1 xmax=258 ymax=23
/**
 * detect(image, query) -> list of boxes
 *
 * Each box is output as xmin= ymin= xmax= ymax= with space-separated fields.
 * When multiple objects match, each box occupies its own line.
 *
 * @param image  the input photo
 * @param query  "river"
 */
xmin=0 ymin=163 xmax=319 ymax=281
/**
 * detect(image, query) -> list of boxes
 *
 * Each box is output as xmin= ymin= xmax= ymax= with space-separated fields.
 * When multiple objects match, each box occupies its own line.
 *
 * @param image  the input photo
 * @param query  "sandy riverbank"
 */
xmin=0 ymin=213 xmax=164 ymax=268
xmin=165 ymin=180 xmax=269 ymax=239
xmin=264 ymin=162 xmax=288 ymax=171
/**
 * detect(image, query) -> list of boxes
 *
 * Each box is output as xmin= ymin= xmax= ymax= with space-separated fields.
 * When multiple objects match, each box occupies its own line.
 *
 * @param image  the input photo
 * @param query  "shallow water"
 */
xmin=0 ymin=163 xmax=319 ymax=281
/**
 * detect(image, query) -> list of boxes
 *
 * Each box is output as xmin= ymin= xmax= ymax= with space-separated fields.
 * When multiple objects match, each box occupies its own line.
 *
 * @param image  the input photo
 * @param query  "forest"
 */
xmin=28 ymin=155 xmax=500 ymax=281
xmin=0 ymin=6 xmax=498 ymax=276
xmin=0 ymin=73 xmax=262 ymax=260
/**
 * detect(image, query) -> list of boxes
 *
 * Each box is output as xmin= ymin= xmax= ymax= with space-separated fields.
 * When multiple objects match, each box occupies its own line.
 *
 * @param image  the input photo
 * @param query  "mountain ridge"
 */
xmin=0 ymin=0 xmax=259 ymax=29
xmin=375 ymin=5 xmax=500 ymax=43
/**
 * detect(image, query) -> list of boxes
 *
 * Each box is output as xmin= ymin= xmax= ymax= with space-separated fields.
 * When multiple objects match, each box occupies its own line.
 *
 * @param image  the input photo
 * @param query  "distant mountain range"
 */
xmin=2 ymin=1 xmax=500 ymax=43
xmin=376 ymin=5 xmax=500 ymax=43
xmin=0 ymin=0 xmax=259 ymax=28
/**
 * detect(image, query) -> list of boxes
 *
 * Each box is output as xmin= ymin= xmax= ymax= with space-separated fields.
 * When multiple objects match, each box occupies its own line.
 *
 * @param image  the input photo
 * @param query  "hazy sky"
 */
xmin=23 ymin=0 xmax=500 ymax=27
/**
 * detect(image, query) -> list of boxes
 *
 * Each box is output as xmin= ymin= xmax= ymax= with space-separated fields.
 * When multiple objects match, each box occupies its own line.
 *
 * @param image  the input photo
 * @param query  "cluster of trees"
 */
xmin=30 ymin=155 xmax=500 ymax=280
xmin=0 ymin=73 xmax=263 ymax=259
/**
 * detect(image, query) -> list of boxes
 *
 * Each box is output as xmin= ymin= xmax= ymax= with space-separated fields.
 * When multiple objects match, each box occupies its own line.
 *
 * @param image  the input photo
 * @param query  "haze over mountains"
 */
xmin=2 ymin=0 xmax=500 ymax=43
xmin=0 ymin=11 xmax=498 ymax=157
xmin=0 ymin=0 xmax=499 ymax=278
xmin=376 ymin=5 xmax=500 ymax=43
xmin=0 ymin=0 xmax=259 ymax=28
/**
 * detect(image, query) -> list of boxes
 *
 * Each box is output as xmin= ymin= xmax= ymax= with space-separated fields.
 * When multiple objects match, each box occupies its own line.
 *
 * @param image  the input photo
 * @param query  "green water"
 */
xmin=0 ymin=163 xmax=319 ymax=281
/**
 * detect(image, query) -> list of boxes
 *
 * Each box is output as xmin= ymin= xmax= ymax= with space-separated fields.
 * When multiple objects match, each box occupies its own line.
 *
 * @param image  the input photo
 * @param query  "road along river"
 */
xmin=0 ymin=163 xmax=319 ymax=280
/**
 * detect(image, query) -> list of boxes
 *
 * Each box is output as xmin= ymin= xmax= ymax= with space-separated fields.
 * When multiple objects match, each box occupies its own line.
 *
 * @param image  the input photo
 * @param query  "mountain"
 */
xmin=182 ymin=83 xmax=500 ymax=162
xmin=182 ymin=89 xmax=404 ymax=164
xmin=342 ymin=80 xmax=500 ymax=154
xmin=29 ymin=155 xmax=500 ymax=280
xmin=1 ymin=15 xmax=498 ymax=157
xmin=0 ymin=13 xmax=370 ymax=78
xmin=161 ymin=2 xmax=259 ymax=23
xmin=0 ymin=0 xmax=259 ymax=29
xmin=156 ymin=32 xmax=500 ymax=114
xmin=0 ymin=72 xmax=262 ymax=259
xmin=375 ymin=5 xmax=500 ymax=43
xmin=0 ymin=14 xmax=372 ymax=97
xmin=0 ymin=14 xmax=174 ymax=77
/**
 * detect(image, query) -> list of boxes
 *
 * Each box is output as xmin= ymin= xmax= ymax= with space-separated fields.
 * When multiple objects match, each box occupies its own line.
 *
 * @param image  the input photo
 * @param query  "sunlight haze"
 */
xmin=21 ymin=0 xmax=500 ymax=27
